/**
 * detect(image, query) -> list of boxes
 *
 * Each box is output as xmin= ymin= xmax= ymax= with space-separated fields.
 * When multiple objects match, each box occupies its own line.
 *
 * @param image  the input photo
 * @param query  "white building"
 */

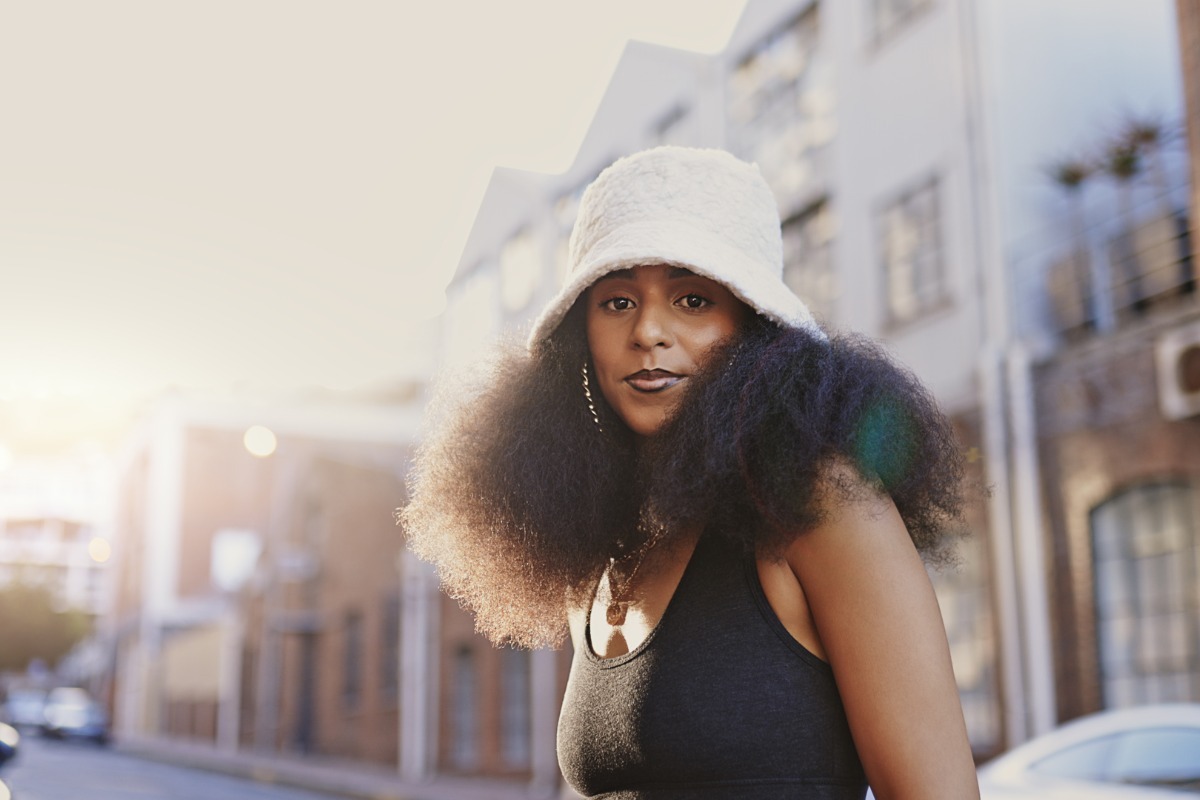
xmin=0 ymin=452 xmax=115 ymax=617
xmin=444 ymin=0 xmax=1186 ymax=760
xmin=0 ymin=515 xmax=109 ymax=616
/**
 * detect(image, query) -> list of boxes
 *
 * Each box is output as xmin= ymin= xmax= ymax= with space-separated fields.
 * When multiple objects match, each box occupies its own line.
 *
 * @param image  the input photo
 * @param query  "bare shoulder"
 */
xmin=784 ymin=461 xmax=910 ymax=570
xmin=784 ymin=461 xmax=979 ymax=800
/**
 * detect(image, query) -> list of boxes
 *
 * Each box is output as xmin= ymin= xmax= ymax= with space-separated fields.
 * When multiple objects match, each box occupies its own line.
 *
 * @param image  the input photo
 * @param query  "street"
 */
xmin=1 ymin=734 xmax=339 ymax=800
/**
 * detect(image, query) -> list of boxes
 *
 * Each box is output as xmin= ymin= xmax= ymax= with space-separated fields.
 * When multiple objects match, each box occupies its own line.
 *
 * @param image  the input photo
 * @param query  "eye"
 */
xmin=601 ymin=296 xmax=634 ymax=311
xmin=679 ymin=293 xmax=711 ymax=309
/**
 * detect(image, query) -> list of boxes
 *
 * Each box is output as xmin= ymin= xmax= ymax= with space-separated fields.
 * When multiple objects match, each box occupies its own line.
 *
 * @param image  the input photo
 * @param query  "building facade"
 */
xmin=450 ymin=0 xmax=1012 ymax=761
xmin=444 ymin=0 xmax=1191 ymax=774
xmin=105 ymin=389 xmax=421 ymax=765
xmin=1020 ymin=0 xmax=1199 ymax=722
xmin=0 ymin=516 xmax=108 ymax=617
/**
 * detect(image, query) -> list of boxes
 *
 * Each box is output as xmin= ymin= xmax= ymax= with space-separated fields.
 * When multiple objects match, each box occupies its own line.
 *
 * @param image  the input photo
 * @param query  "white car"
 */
xmin=1 ymin=689 xmax=45 ymax=730
xmin=977 ymin=703 xmax=1200 ymax=798
xmin=41 ymin=687 xmax=109 ymax=744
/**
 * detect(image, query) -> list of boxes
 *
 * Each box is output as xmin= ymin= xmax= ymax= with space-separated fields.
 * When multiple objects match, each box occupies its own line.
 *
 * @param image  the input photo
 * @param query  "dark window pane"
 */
xmin=342 ymin=611 xmax=362 ymax=709
xmin=500 ymin=648 xmax=531 ymax=768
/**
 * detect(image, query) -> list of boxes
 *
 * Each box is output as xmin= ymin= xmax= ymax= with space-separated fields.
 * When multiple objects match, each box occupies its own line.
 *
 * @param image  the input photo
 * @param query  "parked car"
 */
xmin=0 ymin=721 xmax=16 ymax=800
xmin=0 ymin=722 xmax=17 ymax=766
xmin=0 ymin=689 xmax=45 ymax=730
xmin=40 ymin=687 xmax=109 ymax=744
xmin=978 ymin=703 xmax=1200 ymax=798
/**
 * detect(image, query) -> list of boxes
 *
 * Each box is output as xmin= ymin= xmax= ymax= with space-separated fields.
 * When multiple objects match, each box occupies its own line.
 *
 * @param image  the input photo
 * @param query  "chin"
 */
xmin=616 ymin=410 xmax=669 ymax=438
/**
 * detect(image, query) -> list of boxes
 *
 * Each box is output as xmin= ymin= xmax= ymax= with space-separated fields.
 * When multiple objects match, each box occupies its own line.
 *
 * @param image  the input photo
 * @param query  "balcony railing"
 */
xmin=1012 ymin=181 xmax=1195 ymax=347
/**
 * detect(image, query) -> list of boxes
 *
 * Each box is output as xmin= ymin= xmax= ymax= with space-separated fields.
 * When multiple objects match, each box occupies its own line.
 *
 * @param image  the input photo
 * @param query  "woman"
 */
xmin=403 ymin=147 xmax=980 ymax=799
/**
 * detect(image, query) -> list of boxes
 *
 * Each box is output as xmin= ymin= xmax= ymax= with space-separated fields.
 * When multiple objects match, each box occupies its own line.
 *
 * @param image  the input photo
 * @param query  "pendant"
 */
xmin=606 ymin=601 xmax=628 ymax=626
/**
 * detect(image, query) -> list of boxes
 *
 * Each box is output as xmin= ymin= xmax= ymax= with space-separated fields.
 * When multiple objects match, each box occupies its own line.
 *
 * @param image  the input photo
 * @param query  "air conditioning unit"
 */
xmin=1156 ymin=319 xmax=1200 ymax=420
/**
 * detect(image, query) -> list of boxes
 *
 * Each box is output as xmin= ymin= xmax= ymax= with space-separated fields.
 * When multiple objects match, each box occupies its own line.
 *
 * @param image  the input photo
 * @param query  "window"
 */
xmin=499 ymin=228 xmax=540 ymax=313
xmin=870 ymin=0 xmax=934 ymax=45
xmin=727 ymin=5 xmax=834 ymax=201
xmin=878 ymin=177 xmax=946 ymax=325
xmin=500 ymin=648 xmax=531 ymax=768
xmin=931 ymin=529 xmax=1002 ymax=756
xmin=451 ymin=646 xmax=479 ymax=770
xmin=1092 ymin=482 xmax=1199 ymax=707
xmin=380 ymin=594 xmax=400 ymax=700
xmin=782 ymin=200 xmax=837 ymax=323
xmin=342 ymin=611 xmax=362 ymax=710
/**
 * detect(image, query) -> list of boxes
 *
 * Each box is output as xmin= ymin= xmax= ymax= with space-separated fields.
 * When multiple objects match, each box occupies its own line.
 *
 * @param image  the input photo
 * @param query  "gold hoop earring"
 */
xmin=581 ymin=362 xmax=603 ymax=431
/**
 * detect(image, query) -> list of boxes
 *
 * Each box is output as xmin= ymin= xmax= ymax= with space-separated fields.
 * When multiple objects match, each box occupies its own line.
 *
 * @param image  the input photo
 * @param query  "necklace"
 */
xmin=604 ymin=525 xmax=665 ymax=626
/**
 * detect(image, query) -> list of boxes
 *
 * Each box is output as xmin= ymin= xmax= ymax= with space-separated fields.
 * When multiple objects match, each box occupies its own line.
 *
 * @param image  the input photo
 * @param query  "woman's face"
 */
xmin=585 ymin=263 xmax=749 ymax=437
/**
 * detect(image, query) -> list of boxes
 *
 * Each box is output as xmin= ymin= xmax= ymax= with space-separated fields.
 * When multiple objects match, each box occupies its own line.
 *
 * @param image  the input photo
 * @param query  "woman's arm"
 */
xmin=785 ymin=470 xmax=979 ymax=800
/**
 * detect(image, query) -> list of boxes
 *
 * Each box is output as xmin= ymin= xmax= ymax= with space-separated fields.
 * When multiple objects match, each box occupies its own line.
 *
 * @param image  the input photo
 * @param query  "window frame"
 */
xmin=726 ymin=3 xmax=831 ymax=201
xmin=781 ymin=197 xmax=837 ymax=325
xmin=380 ymin=593 xmax=401 ymax=702
xmin=499 ymin=647 xmax=532 ymax=769
xmin=1090 ymin=480 xmax=1200 ymax=709
xmin=450 ymin=644 xmax=480 ymax=771
xmin=876 ymin=173 xmax=950 ymax=329
xmin=342 ymin=609 xmax=363 ymax=711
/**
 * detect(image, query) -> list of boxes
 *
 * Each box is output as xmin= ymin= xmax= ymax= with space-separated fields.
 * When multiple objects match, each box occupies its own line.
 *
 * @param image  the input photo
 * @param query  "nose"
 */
xmin=630 ymin=303 xmax=673 ymax=349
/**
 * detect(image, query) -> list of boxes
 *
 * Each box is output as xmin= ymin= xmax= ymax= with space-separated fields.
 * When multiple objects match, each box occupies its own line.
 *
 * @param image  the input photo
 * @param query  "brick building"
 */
xmin=107 ymin=389 xmax=420 ymax=764
xmin=1036 ymin=303 xmax=1200 ymax=719
xmin=1024 ymin=0 xmax=1200 ymax=721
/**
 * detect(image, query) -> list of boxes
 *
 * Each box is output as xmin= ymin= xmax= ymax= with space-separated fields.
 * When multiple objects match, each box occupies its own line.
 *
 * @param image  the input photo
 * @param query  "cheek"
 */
xmin=684 ymin=314 xmax=744 ymax=356
xmin=585 ymin=316 xmax=614 ymax=372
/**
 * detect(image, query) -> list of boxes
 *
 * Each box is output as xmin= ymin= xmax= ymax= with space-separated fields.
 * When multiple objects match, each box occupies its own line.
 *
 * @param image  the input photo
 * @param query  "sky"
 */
xmin=0 ymin=1 xmax=747 ymax=453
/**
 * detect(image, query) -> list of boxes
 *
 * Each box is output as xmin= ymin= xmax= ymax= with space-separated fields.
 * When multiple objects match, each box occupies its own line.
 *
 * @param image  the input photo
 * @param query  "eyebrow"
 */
xmin=596 ymin=266 xmax=698 ymax=282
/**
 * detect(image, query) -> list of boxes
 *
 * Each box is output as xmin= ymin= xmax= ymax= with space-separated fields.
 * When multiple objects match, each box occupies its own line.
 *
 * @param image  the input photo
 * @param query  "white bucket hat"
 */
xmin=527 ymin=146 xmax=825 ymax=348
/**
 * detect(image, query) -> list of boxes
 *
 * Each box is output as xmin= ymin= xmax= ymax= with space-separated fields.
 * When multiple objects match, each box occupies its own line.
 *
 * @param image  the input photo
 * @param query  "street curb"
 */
xmin=117 ymin=740 xmax=406 ymax=800
xmin=115 ymin=737 xmax=553 ymax=800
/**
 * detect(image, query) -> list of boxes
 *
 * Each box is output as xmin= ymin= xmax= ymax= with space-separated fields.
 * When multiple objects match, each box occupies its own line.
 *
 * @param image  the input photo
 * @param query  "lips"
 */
xmin=624 ymin=368 xmax=684 ymax=393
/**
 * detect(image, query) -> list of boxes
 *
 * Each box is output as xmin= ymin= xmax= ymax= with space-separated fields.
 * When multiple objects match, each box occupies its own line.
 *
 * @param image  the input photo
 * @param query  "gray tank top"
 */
xmin=557 ymin=533 xmax=868 ymax=799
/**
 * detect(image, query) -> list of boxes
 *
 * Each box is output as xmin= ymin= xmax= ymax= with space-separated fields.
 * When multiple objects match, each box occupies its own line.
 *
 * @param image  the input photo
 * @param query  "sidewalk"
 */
xmin=117 ymin=734 xmax=561 ymax=800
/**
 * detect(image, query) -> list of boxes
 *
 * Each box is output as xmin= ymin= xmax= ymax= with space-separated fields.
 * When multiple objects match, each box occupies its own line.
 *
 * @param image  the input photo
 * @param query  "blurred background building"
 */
xmin=447 ymin=0 xmax=1195 ymax=776
xmin=102 ymin=389 xmax=421 ymax=756
xmin=2 ymin=0 xmax=1193 ymax=796
xmin=0 ymin=517 xmax=109 ymax=618
xmin=0 ymin=444 xmax=114 ymax=695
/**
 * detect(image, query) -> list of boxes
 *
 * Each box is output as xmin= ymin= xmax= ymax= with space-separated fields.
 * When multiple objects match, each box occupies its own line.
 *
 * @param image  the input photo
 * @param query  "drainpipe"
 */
xmin=958 ymin=0 xmax=1048 ymax=746
xmin=142 ymin=405 xmax=184 ymax=737
xmin=1007 ymin=343 xmax=1057 ymax=736
xmin=979 ymin=351 xmax=1030 ymax=745
xmin=399 ymin=551 xmax=438 ymax=782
